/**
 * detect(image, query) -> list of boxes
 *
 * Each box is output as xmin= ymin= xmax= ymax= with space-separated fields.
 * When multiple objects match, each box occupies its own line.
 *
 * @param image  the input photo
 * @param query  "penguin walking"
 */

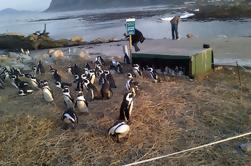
xmin=62 ymin=88 xmax=74 ymax=109
xmin=108 ymin=121 xmax=130 ymax=143
xmin=125 ymin=73 xmax=139 ymax=95
xmin=132 ymin=64 xmax=142 ymax=77
xmin=75 ymin=91 xmax=89 ymax=113
xmin=89 ymin=70 xmax=96 ymax=85
xmin=41 ymin=81 xmax=54 ymax=103
xmin=62 ymin=108 xmax=78 ymax=129
xmin=100 ymin=78 xmax=113 ymax=100
xmin=36 ymin=60 xmax=45 ymax=75
xmin=147 ymin=67 xmax=160 ymax=83
xmin=119 ymin=92 xmax=134 ymax=122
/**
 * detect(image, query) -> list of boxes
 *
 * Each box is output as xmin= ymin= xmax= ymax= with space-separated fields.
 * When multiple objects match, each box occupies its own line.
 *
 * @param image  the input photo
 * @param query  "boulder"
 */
xmin=71 ymin=36 xmax=84 ymax=43
xmin=48 ymin=49 xmax=64 ymax=59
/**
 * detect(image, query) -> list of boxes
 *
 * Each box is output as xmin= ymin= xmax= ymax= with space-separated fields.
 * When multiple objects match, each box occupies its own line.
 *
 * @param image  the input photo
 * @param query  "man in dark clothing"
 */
xmin=124 ymin=29 xmax=145 ymax=52
xmin=170 ymin=15 xmax=180 ymax=40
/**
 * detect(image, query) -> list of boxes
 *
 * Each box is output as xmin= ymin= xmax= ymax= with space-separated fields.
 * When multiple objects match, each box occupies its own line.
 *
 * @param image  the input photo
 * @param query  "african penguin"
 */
xmin=75 ymin=91 xmax=89 ymax=113
xmin=82 ymin=78 xmax=98 ymax=101
xmin=55 ymin=81 xmax=72 ymax=89
xmin=104 ymin=70 xmax=116 ymax=88
xmin=95 ymin=56 xmax=105 ymax=66
xmin=62 ymin=88 xmax=74 ymax=109
xmin=147 ymin=67 xmax=160 ymax=83
xmin=133 ymin=64 xmax=142 ymax=77
xmin=100 ymin=78 xmax=113 ymax=100
xmin=108 ymin=121 xmax=130 ymax=143
xmin=36 ymin=60 xmax=45 ymax=75
xmin=42 ymin=81 xmax=54 ymax=103
xmin=53 ymin=70 xmax=62 ymax=83
xmin=18 ymin=89 xmax=33 ymax=96
xmin=119 ymin=92 xmax=134 ymax=122
xmin=62 ymin=108 xmax=78 ymax=129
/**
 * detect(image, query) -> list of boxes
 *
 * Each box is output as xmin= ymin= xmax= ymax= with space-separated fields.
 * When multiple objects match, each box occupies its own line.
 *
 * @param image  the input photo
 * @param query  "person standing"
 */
xmin=170 ymin=15 xmax=180 ymax=40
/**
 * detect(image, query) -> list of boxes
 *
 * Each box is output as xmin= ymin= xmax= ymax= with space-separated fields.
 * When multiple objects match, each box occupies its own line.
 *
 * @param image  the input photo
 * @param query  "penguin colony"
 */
xmin=0 ymin=54 xmax=186 ymax=143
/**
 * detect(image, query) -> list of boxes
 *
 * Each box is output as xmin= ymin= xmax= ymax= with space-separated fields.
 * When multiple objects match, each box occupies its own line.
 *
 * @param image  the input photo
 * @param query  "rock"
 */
xmin=186 ymin=33 xmax=193 ymax=39
xmin=240 ymin=143 xmax=251 ymax=153
xmin=79 ymin=51 xmax=91 ymax=60
xmin=71 ymin=36 xmax=84 ymax=43
xmin=48 ymin=49 xmax=64 ymax=59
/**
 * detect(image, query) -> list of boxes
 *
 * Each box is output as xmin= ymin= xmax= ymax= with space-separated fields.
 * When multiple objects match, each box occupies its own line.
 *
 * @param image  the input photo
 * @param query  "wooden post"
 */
xmin=236 ymin=61 xmax=242 ymax=103
xmin=129 ymin=35 xmax=132 ymax=60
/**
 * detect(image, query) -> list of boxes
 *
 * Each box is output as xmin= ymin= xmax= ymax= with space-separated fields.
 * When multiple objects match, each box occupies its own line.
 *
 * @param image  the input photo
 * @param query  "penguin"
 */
xmin=62 ymin=88 xmax=74 ymax=109
xmin=95 ymin=64 xmax=103 ymax=77
xmin=104 ymin=70 xmax=116 ymax=88
xmin=82 ymin=78 xmax=98 ymax=101
xmin=68 ymin=64 xmax=80 ymax=76
xmin=100 ymin=78 xmax=113 ymax=100
xmin=53 ymin=70 xmax=62 ymax=83
xmin=62 ymin=108 xmax=78 ymax=129
xmin=147 ymin=67 xmax=160 ymax=83
xmin=75 ymin=91 xmax=89 ymax=113
xmin=42 ymin=81 xmax=54 ymax=103
xmin=108 ymin=121 xmax=130 ymax=143
xmin=119 ymin=92 xmax=134 ymax=122
xmin=49 ymin=65 xmax=56 ymax=74
xmin=85 ymin=63 xmax=91 ymax=70
xmin=55 ymin=81 xmax=72 ymax=89
xmin=18 ymin=89 xmax=33 ymax=96
xmin=89 ymin=70 xmax=96 ymax=85
xmin=132 ymin=64 xmax=142 ymax=77
xmin=10 ymin=75 xmax=29 ymax=90
xmin=95 ymin=56 xmax=105 ymax=66
xmin=36 ymin=60 xmax=45 ymax=75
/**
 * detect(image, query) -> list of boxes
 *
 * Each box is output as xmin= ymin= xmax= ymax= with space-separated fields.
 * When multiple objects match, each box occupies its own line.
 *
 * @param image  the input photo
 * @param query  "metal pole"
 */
xmin=129 ymin=35 xmax=132 ymax=60
xmin=236 ymin=61 xmax=242 ymax=103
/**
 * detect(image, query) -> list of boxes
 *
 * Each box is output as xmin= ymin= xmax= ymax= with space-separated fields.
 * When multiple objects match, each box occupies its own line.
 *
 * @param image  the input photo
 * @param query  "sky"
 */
xmin=0 ymin=0 xmax=51 ymax=11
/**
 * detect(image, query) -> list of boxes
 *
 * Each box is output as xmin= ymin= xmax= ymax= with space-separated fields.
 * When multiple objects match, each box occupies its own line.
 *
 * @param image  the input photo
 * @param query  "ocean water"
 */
xmin=0 ymin=5 xmax=251 ymax=41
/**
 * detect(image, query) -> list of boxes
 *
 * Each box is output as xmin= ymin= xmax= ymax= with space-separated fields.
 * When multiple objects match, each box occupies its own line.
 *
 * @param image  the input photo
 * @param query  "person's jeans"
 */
xmin=171 ymin=24 xmax=179 ymax=40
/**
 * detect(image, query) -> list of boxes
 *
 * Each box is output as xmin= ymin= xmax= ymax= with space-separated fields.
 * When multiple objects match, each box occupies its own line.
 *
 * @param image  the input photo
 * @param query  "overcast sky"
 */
xmin=0 ymin=0 xmax=51 ymax=11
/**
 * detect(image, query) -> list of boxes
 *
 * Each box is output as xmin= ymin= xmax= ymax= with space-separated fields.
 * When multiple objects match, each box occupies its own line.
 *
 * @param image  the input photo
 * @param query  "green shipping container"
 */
xmin=132 ymin=48 xmax=214 ymax=78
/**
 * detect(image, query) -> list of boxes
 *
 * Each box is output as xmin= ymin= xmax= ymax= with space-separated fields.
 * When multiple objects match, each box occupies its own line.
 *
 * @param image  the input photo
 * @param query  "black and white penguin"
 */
xmin=36 ymin=60 xmax=45 ymax=75
xmin=89 ymin=69 xmax=96 ymax=85
xmin=42 ymin=81 xmax=54 ymax=103
xmin=55 ymin=81 xmax=72 ymax=89
xmin=147 ymin=67 xmax=160 ymax=83
xmin=68 ymin=64 xmax=80 ymax=76
xmin=100 ymin=78 xmax=113 ymax=100
xmin=108 ymin=121 xmax=130 ymax=143
xmin=125 ymin=73 xmax=139 ymax=94
xmin=119 ymin=92 xmax=134 ymax=122
xmin=49 ymin=65 xmax=56 ymax=74
xmin=82 ymin=78 xmax=98 ymax=101
xmin=62 ymin=88 xmax=74 ymax=109
xmin=62 ymin=108 xmax=78 ymax=129
xmin=132 ymin=64 xmax=142 ymax=77
xmin=18 ymin=89 xmax=33 ymax=96
xmin=104 ymin=70 xmax=117 ymax=88
xmin=95 ymin=56 xmax=105 ymax=66
xmin=75 ymin=91 xmax=89 ymax=113
xmin=95 ymin=64 xmax=103 ymax=77
xmin=10 ymin=75 xmax=29 ymax=90
xmin=53 ymin=70 xmax=62 ymax=83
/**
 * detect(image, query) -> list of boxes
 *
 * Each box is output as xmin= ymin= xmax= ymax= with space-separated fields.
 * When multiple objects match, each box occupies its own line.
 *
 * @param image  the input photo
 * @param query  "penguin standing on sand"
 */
xmin=100 ymin=78 xmax=113 ymax=100
xmin=132 ymin=64 xmax=142 ymax=77
xmin=119 ymin=92 xmax=134 ymax=122
xmin=62 ymin=108 xmax=78 ymax=129
xmin=147 ymin=67 xmax=160 ymax=83
xmin=75 ymin=91 xmax=89 ymax=113
xmin=53 ymin=70 xmax=62 ymax=83
xmin=82 ymin=78 xmax=98 ymax=101
xmin=104 ymin=70 xmax=117 ymax=88
xmin=36 ymin=60 xmax=45 ymax=75
xmin=41 ymin=81 xmax=54 ymax=103
xmin=62 ymin=88 xmax=74 ymax=109
xmin=95 ymin=56 xmax=105 ymax=66
xmin=108 ymin=121 xmax=130 ymax=143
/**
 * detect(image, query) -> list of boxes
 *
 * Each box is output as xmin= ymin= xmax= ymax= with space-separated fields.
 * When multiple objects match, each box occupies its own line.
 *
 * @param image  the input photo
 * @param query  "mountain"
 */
xmin=46 ymin=0 xmax=186 ymax=11
xmin=0 ymin=8 xmax=32 ymax=14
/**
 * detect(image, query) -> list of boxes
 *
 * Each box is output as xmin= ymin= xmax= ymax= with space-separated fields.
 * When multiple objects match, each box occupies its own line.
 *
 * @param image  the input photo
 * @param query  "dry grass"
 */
xmin=0 ymin=63 xmax=251 ymax=166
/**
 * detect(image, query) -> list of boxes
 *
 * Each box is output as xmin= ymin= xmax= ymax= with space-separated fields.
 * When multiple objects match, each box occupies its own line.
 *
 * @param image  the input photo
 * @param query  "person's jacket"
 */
xmin=170 ymin=16 xmax=180 ymax=25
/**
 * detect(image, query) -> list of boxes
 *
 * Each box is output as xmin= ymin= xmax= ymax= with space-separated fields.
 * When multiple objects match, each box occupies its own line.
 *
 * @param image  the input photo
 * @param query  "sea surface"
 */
xmin=0 ymin=5 xmax=251 ymax=41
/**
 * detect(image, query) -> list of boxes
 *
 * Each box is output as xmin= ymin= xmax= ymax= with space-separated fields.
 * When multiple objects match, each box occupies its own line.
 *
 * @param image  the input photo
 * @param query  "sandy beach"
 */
xmin=0 ymin=36 xmax=251 ymax=165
